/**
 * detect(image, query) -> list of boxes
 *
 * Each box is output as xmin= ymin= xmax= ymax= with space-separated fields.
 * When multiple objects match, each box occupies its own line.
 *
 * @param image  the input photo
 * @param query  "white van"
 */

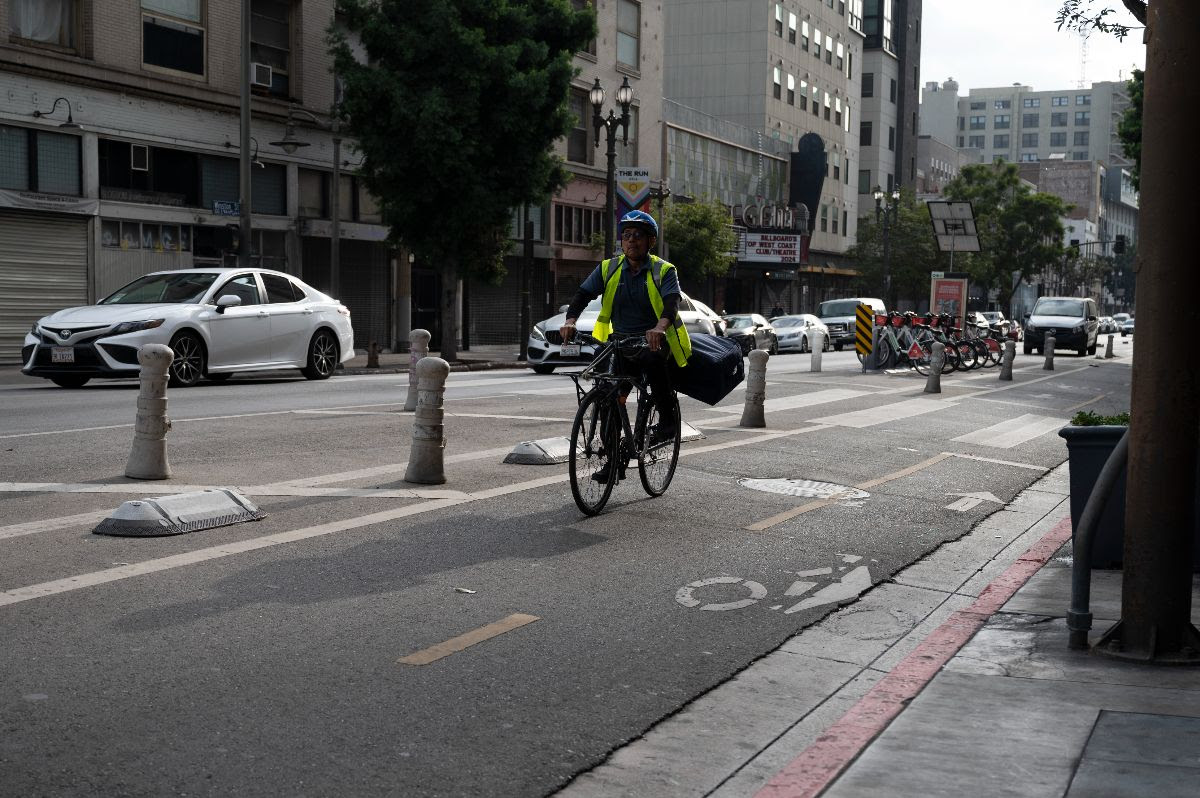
xmin=817 ymin=297 xmax=887 ymax=351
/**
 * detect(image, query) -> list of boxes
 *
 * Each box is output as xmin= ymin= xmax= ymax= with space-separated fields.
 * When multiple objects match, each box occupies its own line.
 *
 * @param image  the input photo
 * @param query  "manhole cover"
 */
xmin=738 ymin=478 xmax=869 ymax=500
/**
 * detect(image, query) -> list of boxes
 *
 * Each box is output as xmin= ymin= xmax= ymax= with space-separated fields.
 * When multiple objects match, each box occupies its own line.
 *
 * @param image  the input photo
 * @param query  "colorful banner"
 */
xmin=930 ymin=277 xmax=968 ymax=331
xmin=615 ymin=167 xmax=651 ymax=225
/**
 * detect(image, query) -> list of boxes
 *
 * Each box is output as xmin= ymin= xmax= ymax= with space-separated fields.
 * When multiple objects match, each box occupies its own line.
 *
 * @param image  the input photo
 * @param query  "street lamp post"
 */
xmin=270 ymin=107 xmax=342 ymax=298
xmin=238 ymin=0 xmax=252 ymax=268
xmin=874 ymin=186 xmax=900 ymax=305
xmin=590 ymin=76 xmax=634 ymax=257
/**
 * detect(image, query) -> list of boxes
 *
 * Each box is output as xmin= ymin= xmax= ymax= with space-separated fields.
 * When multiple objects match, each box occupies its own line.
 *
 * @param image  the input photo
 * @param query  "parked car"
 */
xmin=771 ymin=314 xmax=831 ymax=353
xmin=524 ymin=290 xmax=712 ymax=374
xmin=722 ymin=313 xmax=778 ymax=355
xmin=1097 ymin=316 xmax=1118 ymax=334
xmin=979 ymin=310 xmax=1019 ymax=338
xmin=1112 ymin=312 xmax=1130 ymax=326
xmin=817 ymin=297 xmax=886 ymax=351
xmin=1022 ymin=296 xmax=1100 ymax=356
xmin=690 ymin=297 xmax=727 ymax=336
xmin=22 ymin=268 xmax=354 ymax=388
xmin=1120 ymin=316 xmax=1135 ymax=336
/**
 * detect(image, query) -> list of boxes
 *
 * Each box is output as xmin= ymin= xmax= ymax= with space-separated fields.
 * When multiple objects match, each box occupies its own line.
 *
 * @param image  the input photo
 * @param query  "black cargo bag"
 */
xmin=669 ymin=333 xmax=744 ymax=406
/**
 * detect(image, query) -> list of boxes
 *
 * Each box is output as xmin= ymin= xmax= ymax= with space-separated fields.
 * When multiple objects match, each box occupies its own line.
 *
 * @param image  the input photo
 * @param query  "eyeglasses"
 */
xmin=621 ymin=229 xmax=648 ymax=241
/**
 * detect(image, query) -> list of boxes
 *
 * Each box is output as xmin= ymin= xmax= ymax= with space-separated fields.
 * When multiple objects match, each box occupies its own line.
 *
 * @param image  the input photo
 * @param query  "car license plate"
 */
xmin=560 ymin=343 xmax=581 ymax=357
xmin=51 ymin=346 xmax=75 ymax=364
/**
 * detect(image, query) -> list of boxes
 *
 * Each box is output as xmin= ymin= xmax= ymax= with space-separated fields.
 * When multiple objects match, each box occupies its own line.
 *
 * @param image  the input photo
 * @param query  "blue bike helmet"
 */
xmin=618 ymin=209 xmax=659 ymax=239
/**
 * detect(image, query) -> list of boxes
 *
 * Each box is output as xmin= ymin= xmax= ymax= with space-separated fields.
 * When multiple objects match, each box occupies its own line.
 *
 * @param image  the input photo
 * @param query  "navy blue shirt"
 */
xmin=576 ymin=256 xmax=681 ymax=335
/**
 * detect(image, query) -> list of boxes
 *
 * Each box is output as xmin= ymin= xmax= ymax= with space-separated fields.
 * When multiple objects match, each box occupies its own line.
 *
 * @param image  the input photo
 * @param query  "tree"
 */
xmin=940 ymin=163 xmax=1070 ymax=315
xmin=1118 ymin=68 xmax=1143 ymax=191
xmin=661 ymin=197 xmax=738 ymax=290
xmin=330 ymin=0 xmax=595 ymax=361
xmin=846 ymin=189 xmax=938 ymax=309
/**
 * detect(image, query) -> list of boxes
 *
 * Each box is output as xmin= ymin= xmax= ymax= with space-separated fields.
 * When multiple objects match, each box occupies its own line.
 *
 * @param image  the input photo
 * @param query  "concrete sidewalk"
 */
xmin=338 ymin=344 xmax=527 ymax=375
xmin=560 ymin=464 xmax=1200 ymax=798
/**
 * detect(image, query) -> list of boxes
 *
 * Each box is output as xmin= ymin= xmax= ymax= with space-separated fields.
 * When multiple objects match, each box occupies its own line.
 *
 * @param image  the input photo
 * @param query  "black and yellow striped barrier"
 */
xmin=855 ymin=303 xmax=874 ymax=357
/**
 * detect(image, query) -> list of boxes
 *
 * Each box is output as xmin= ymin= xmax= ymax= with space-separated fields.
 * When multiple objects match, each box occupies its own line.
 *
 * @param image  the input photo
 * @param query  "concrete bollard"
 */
xmin=404 ymin=357 xmax=451 ymax=484
xmin=809 ymin=330 xmax=824 ymax=372
xmin=403 ymin=328 xmax=431 ymax=412
xmin=125 ymin=344 xmax=174 ymax=480
xmin=1105 ymin=334 xmax=1115 ymax=359
xmin=999 ymin=340 xmax=1015 ymax=381
xmin=923 ymin=342 xmax=944 ymax=394
xmin=739 ymin=349 xmax=769 ymax=428
xmin=1043 ymin=333 xmax=1055 ymax=371
xmin=367 ymin=340 xmax=381 ymax=368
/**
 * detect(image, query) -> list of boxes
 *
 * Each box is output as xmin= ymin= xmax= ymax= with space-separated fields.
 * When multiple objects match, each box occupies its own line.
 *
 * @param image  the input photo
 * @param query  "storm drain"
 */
xmin=738 ymin=478 xmax=869 ymax=501
xmin=93 ymin=488 xmax=265 ymax=537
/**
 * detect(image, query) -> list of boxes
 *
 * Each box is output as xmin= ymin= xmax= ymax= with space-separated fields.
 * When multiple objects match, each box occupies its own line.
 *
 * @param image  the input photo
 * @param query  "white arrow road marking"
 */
xmin=675 ymin=577 xmax=768 ymax=611
xmin=783 ymin=566 xmax=873 ymax=614
xmin=784 ymin=581 xmax=816 ymax=597
xmin=945 ymin=491 xmax=1003 ymax=512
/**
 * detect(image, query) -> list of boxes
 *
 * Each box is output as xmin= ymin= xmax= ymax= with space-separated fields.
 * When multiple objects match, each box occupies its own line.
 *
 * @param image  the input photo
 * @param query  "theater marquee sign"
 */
xmin=741 ymin=232 xmax=803 ymax=263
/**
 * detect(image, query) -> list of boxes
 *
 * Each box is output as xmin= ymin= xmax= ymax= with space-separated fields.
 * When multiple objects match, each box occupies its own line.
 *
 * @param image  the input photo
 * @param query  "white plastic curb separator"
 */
xmin=503 ymin=422 xmax=706 ymax=465
xmin=93 ymin=488 xmax=265 ymax=537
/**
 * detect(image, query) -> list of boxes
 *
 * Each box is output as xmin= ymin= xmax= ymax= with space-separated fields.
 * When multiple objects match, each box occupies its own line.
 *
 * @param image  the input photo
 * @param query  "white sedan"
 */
xmin=771 ymin=314 xmax=831 ymax=353
xmin=22 ymin=268 xmax=354 ymax=388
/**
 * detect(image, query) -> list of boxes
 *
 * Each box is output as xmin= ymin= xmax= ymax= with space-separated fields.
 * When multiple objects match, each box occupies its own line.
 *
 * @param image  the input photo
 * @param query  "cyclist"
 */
xmin=560 ymin=210 xmax=692 ymax=480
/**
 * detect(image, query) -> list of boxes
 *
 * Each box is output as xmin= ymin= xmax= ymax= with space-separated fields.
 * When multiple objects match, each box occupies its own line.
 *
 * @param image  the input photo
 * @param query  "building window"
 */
xmin=554 ymin=204 xmax=604 ymax=246
xmin=1075 ymin=94 xmax=1091 ymax=105
xmin=1051 ymin=112 xmax=1067 ymax=126
xmin=993 ymin=134 xmax=1009 ymax=148
xmin=811 ymin=85 xmax=820 ymax=115
xmin=787 ymin=73 xmax=795 ymax=105
xmin=1050 ymin=131 xmax=1067 ymax=147
xmin=1022 ymin=132 xmax=1038 ymax=147
xmin=250 ymin=0 xmax=291 ymax=96
xmin=0 ymin=126 xmax=81 ymax=195
xmin=825 ymin=34 xmax=833 ymax=64
xmin=994 ymin=114 xmax=1010 ymax=129
xmin=773 ymin=67 xmax=781 ymax=100
xmin=1075 ymin=111 xmax=1090 ymax=125
xmin=862 ymin=72 xmax=874 ymax=97
xmin=833 ymin=154 xmax=840 ymax=181
xmin=832 ymin=210 xmax=839 ymax=235
xmin=844 ymin=156 xmax=850 ymax=184
xmin=820 ymin=204 xmax=828 ymax=232
xmin=801 ymin=20 xmax=809 ymax=51
xmin=842 ymin=210 xmax=848 ymax=236
xmin=1052 ymin=95 xmax=1068 ymax=106
xmin=969 ymin=115 xmax=985 ymax=130
xmin=1022 ymin=113 xmax=1039 ymax=128
xmin=888 ymin=126 xmax=895 ymax=150
xmin=889 ymin=77 xmax=896 ymax=103
xmin=1073 ymin=130 xmax=1089 ymax=146
xmin=836 ymin=42 xmax=844 ymax=71
xmin=813 ymin=27 xmax=821 ymax=59
xmin=858 ymin=169 xmax=871 ymax=194
xmin=567 ymin=89 xmax=592 ymax=165
xmin=142 ymin=0 xmax=205 ymax=76
xmin=969 ymin=100 xmax=985 ymax=110
xmin=572 ymin=0 xmax=597 ymax=55
xmin=788 ymin=11 xmax=796 ymax=43
xmin=617 ymin=0 xmax=639 ymax=68
xmin=860 ymin=121 xmax=872 ymax=146
xmin=10 ymin=0 xmax=78 ymax=49
xmin=835 ymin=97 xmax=842 ymax=126
xmin=1022 ymin=97 xmax=1041 ymax=108
xmin=847 ymin=50 xmax=853 ymax=79
xmin=824 ymin=92 xmax=831 ymax=120
xmin=1019 ymin=153 xmax=1038 ymax=162
xmin=1072 ymin=151 xmax=1089 ymax=160
xmin=968 ymin=135 xmax=984 ymax=148
xmin=994 ymin=99 xmax=1011 ymax=109
xmin=848 ymin=0 xmax=863 ymax=32
xmin=799 ymin=80 xmax=808 ymax=110
xmin=774 ymin=4 xmax=783 ymax=36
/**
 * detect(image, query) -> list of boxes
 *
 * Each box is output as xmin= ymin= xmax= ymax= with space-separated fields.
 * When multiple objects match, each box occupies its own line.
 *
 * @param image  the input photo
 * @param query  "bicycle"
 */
xmin=565 ymin=334 xmax=682 ymax=516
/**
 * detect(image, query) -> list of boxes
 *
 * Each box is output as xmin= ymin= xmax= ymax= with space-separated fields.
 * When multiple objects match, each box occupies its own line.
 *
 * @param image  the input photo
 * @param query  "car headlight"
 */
xmin=530 ymin=325 xmax=546 ymax=342
xmin=110 ymin=319 xmax=165 ymax=335
xmin=1072 ymin=324 xmax=1084 ymax=333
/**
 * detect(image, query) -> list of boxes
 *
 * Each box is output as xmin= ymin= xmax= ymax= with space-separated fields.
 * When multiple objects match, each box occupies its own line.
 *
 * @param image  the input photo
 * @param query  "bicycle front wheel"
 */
xmin=912 ymin=340 xmax=932 ymax=376
xmin=638 ymin=400 xmax=681 ymax=497
xmin=569 ymin=390 xmax=621 ymax=515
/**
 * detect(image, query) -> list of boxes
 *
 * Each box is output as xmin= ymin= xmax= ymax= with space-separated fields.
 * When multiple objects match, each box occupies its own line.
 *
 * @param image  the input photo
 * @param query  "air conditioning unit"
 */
xmin=250 ymin=62 xmax=273 ymax=88
xmin=131 ymin=143 xmax=149 ymax=172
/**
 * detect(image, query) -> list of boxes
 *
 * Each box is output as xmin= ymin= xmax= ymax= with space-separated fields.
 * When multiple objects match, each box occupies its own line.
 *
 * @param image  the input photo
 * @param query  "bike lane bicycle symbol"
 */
xmin=675 ymin=555 xmax=874 ymax=615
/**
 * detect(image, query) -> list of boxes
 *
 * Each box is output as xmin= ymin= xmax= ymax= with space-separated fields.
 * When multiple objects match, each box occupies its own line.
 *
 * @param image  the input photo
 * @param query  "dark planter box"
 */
xmin=1059 ymin=425 xmax=1200 ymax=570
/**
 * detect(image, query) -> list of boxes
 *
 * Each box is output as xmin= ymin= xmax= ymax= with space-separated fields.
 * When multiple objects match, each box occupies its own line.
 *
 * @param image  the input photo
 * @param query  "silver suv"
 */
xmin=818 ymin=297 xmax=886 ymax=351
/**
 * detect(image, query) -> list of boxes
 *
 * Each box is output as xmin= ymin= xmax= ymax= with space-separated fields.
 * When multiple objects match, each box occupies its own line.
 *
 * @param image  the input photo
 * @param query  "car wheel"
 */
xmin=302 ymin=329 xmax=339 ymax=380
xmin=50 ymin=375 xmax=90 ymax=389
xmin=531 ymin=364 xmax=555 ymax=375
xmin=207 ymin=373 xmax=233 ymax=383
xmin=169 ymin=332 xmax=206 ymax=387
xmin=1023 ymin=343 xmax=1033 ymax=355
xmin=800 ymin=335 xmax=809 ymax=354
xmin=769 ymin=335 xmax=779 ymax=355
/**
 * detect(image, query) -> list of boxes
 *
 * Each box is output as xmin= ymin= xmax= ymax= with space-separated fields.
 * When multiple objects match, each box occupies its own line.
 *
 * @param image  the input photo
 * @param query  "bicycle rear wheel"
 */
xmin=912 ymin=340 xmax=932 ymax=375
xmin=953 ymin=340 xmax=977 ymax=370
xmin=569 ymin=390 xmax=621 ymax=515
xmin=638 ymin=400 xmax=681 ymax=497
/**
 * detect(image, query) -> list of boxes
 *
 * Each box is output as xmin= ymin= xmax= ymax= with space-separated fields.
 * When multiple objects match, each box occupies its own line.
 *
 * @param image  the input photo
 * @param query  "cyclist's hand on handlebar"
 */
xmin=645 ymin=325 xmax=667 ymax=352
xmin=560 ymin=319 xmax=577 ymax=343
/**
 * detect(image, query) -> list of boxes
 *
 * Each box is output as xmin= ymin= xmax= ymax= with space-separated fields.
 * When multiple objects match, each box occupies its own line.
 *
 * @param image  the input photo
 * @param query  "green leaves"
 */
xmin=661 ymin=198 xmax=738 ymax=281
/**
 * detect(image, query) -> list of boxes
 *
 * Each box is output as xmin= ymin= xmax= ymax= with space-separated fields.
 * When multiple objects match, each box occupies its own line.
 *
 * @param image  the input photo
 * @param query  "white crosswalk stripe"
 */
xmin=952 ymin=413 xmax=1066 ymax=448
xmin=810 ymin=397 xmax=956 ymax=428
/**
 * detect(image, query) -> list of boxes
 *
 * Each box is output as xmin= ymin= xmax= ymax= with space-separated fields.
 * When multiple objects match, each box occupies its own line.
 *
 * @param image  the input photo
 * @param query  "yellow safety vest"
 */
xmin=592 ymin=254 xmax=692 ymax=367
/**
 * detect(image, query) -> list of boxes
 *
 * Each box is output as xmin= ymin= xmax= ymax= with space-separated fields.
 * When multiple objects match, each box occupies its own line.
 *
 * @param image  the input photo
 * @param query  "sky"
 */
xmin=919 ymin=0 xmax=1146 ymax=94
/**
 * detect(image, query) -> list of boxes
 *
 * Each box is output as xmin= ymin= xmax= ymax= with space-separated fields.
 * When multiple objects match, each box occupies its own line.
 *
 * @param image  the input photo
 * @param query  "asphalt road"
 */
xmin=0 ymin=341 xmax=1135 ymax=796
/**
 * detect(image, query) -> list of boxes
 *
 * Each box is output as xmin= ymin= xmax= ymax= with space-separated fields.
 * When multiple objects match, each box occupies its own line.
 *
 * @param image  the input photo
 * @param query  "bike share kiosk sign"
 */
xmin=930 ymin=274 xmax=968 ymax=331
xmin=926 ymin=200 xmax=979 ymax=332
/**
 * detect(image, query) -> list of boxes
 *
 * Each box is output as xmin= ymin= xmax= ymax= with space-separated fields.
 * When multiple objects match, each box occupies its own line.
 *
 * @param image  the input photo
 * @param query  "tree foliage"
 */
xmin=661 ymin=197 xmax=738 ymax=282
xmin=846 ymin=189 xmax=938 ymax=309
xmin=1056 ymin=0 xmax=1146 ymax=37
xmin=941 ymin=163 xmax=1071 ymax=314
xmin=1118 ymin=68 xmax=1143 ymax=191
xmin=330 ymin=0 xmax=595 ymax=359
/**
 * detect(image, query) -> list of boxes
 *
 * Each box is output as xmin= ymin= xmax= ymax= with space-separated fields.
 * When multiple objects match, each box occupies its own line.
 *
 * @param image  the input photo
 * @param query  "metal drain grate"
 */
xmin=738 ymin=478 xmax=869 ymax=501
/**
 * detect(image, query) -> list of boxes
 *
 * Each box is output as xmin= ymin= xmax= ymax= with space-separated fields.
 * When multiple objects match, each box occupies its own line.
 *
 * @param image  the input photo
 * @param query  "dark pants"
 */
xmin=623 ymin=345 xmax=677 ymax=426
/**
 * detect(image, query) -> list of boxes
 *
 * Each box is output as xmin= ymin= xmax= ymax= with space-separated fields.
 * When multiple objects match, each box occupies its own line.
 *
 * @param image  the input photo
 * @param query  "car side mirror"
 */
xmin=216 ymin=294 xmax=241 ymax=314
xmin=558 ymin=304 xmax=570 ymax=314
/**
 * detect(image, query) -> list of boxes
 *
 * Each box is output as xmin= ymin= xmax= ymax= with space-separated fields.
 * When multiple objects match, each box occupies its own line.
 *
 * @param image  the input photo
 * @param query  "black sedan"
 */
xmin=722 ymin=313 xmax=778 ymax=355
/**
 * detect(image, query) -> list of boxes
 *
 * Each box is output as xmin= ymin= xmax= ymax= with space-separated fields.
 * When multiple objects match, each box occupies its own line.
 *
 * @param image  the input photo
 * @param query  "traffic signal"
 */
xmin=1114 ymin=234 xmax=1126 ymax=255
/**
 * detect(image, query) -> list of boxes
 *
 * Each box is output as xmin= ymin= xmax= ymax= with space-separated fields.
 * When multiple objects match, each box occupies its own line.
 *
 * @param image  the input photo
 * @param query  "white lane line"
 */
xmin=0 ymin=510 xmax=112 ymax=541
xmin=0 ymin=424 xmax=832 ymax=607
xmin=266 ymin=446 xmax=516 ymax=488
xmin=0 ymin=482 xmax=470 ymax=500
xmin=444 ymin=412 xmax=572 ymax=422
xmin=952 ymin=414 xmax=1067 ymax=448
xmin=444 ymin=376 xmax=560 ymax=390
xmin=398 ymin=613 xmax=541 ymax=666
xmin=967 ymin=365 xmax=1091 ymax=396
xmin=706 ymin=388 xmax=873 ymax=415
xmin=810 ymin=397 xmax=957 ymax=428
xmin=949 ymin=452 xmax=1051 ymax=471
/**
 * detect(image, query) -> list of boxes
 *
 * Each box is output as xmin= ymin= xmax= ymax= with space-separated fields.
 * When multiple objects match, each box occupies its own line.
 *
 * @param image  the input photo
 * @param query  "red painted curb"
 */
xmin=755 ymin=514 xmax=1074 ymax=798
